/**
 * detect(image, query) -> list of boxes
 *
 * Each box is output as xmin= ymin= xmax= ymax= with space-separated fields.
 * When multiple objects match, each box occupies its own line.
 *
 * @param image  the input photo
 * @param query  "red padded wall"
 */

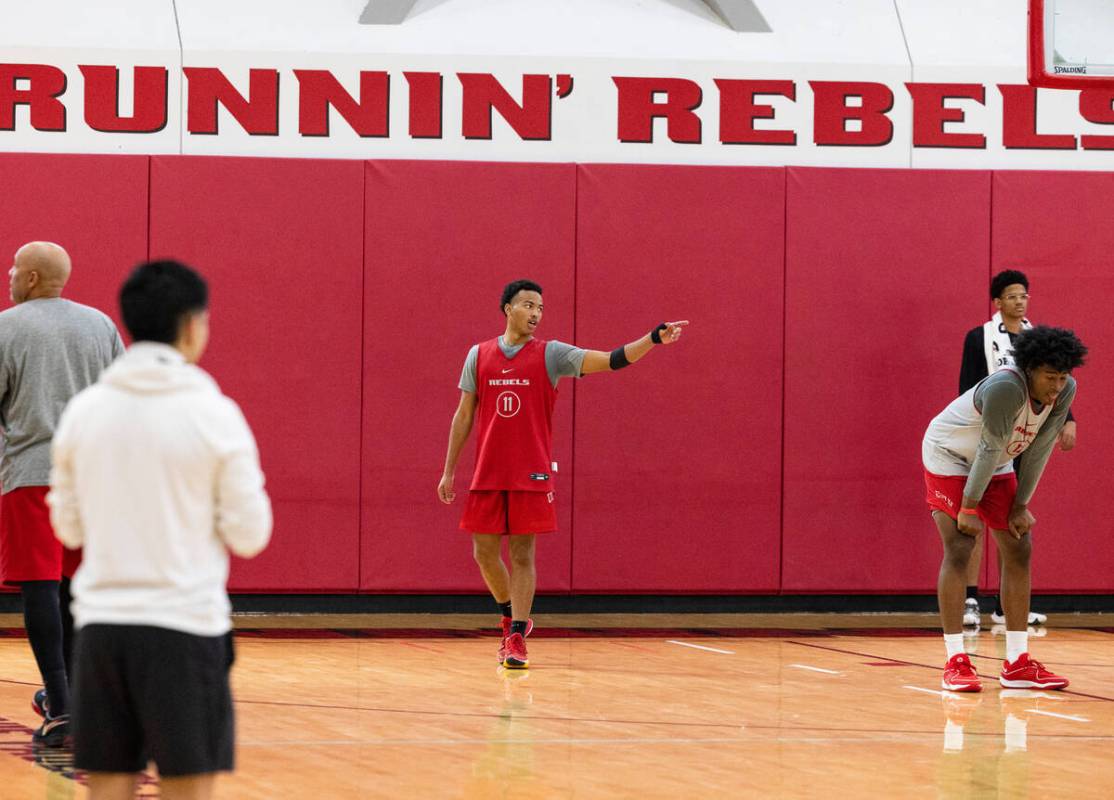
xmin=149 ymin=156 xmax=364 ymax=591
xmin=0 ymin=153 xmax=148 ymax=592
xmin=572 ymin=165 xmax=784 ymax=592
xmin=990 ymin=171 xmax=1114 ymax=593
xmin=782 ymin=168 xmax=991 ymax=592
xmin=0 ymin=153 xmax=147 ymax=332
xmin=361 ymin=160 xmax=577 ymax=592
xmin=11 ymin=151 xmax=1110 ymax=597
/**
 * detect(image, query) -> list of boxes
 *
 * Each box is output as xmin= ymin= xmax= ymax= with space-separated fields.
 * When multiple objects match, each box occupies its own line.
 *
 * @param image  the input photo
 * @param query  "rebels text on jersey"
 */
xmin=470 ymin=338 xmax=557 ymax=492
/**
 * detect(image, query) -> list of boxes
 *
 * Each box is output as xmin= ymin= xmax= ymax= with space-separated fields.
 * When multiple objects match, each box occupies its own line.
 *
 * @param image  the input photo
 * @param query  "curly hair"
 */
xmin=1012 ymin=325 xmax=1087 ymax=373
xmin=990 ymin=269 xmax=1028 ymax=300
xmin=500 ymin=279 xmax=542 ymax=316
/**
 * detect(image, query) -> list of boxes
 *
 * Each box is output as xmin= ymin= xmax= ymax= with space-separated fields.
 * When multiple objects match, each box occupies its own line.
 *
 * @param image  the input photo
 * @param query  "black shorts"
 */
xmin=72 ymin=624 xmax=235 ymax=777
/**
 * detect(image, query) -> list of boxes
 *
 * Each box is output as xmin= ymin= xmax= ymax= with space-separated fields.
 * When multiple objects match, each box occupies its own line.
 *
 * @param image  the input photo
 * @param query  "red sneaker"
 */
xmin=503 ymin=632 xmax=529 ymax=669
xmin=942 ymin=653 xmax=982 ymax=692
xmin=497 ymin=618 xmax=534 ymax=663
xmin=999 ymin=653 xmax=1069 ymax=690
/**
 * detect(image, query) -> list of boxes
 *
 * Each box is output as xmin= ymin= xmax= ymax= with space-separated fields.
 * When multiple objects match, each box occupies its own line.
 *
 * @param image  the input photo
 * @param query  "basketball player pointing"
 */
xmin=923 ymin=326 xmax=1086 ymax=693
xmin=438 ymin=279 xmax=688 ymax=669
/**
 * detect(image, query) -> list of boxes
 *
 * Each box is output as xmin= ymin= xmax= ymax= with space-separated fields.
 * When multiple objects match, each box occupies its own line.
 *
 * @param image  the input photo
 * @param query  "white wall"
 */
xmin=1 ymin=0 xmax=1111 ymax=169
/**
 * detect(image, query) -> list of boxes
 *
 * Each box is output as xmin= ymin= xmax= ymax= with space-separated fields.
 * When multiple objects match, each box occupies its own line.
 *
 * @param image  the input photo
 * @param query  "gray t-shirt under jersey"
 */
xmin=967 ymin=369 xmax=1075 ymax=506
xmin=0 ymin=298 xmax=124 ymax=492
xmin=459 ymin=338 xmax=587 ymax=392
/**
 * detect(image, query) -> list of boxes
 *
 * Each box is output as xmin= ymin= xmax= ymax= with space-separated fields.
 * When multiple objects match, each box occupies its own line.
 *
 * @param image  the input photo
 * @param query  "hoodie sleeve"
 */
xmin=47 ymin=399 xmax=85 ymax=549
xmin=213 ymin=398 xmax=273 ymax=558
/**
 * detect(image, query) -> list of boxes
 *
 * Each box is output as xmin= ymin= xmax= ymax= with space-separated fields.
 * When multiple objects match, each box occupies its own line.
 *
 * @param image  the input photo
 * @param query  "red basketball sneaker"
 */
xmin=503 ymin=632 xmax=529 ymax=669
xmin=497 ymin=618 xmax=534 ymax=663
xmin=999 ymin=653 xmax=1069 ymax=690
xmin=942 ymin=653 xmax=982 ymax=692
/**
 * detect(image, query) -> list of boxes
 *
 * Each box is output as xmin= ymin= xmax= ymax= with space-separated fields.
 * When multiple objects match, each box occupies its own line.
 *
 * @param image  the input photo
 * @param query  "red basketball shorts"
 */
xmin=0 ymin=486 xmax=82 ymax=584
xmin=460 ymin=490 xmax=557 ymax=535
xmin=924 ymin=470 xmax=1018 ymax=532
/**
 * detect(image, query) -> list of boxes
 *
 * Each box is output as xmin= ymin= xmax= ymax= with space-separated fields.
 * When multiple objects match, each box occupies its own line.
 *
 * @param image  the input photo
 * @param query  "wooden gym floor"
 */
xmin=1 ymin=613 xmax=1113 ymax=798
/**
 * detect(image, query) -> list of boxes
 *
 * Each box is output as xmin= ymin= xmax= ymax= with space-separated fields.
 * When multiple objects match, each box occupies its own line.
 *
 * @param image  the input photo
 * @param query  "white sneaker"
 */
xmin=963 ymin=598 xmax=981 ymax=627
xmin=990 ymin=611 xmax=1047 ymax=625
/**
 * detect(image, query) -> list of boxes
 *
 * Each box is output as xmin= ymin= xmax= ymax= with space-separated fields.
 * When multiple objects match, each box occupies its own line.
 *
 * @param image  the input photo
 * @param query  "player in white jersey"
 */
xmin=957 ymin=269 xmax=1075 ymax=627
xmin=922 ymin=326 xmax=1086 ymax=693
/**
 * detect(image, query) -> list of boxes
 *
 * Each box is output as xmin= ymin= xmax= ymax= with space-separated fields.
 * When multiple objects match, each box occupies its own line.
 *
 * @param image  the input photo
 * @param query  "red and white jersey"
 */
xmin=922 ymin=368 xmax=1052 ymax=477
xmin=470 ymin=337 xmax=557 ymax=492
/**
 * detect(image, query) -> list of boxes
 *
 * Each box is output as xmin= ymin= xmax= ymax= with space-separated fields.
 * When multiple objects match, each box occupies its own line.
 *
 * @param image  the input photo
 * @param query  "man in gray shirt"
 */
xmin=0 ymin=242 xmax=124 ymax=747
xmin=922 ymin=326 xmax=1086 ymax=694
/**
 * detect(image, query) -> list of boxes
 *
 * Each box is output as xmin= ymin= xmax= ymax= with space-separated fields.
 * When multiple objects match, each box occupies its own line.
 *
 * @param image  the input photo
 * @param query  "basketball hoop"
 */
xmin=1029 ymin=0 xmax=1114 ymax=89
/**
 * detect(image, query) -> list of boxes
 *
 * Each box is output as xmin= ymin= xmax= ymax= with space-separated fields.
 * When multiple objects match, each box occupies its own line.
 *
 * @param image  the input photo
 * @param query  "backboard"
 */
xmin=1029 ymin=0 xmax=1114 ymax=89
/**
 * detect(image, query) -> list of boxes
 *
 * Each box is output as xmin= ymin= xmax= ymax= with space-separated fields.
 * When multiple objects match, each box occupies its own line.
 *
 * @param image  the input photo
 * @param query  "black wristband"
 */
xmin=609 ymin=346 xmax=631 ymax=370
xmin=650 ymin=322 xmax=668 ymax=344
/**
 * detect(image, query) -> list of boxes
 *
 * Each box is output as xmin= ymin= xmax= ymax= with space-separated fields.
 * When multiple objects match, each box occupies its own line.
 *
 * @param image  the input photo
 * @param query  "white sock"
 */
xmin=1006 ymin=630 xmax=1028 ymax=663
xmin=944 ymin=633 xmax=965 ymax=658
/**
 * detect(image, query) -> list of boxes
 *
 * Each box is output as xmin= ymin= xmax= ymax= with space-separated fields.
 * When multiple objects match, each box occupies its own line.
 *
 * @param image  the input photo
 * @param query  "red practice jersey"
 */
xmin=470 ymin=337 xmax=557 ymax=492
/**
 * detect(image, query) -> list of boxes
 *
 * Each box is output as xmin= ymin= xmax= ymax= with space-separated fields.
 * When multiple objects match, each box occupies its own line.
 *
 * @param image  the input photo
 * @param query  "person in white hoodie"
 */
xmin=47 ymin=259 xmax=272 ymax=800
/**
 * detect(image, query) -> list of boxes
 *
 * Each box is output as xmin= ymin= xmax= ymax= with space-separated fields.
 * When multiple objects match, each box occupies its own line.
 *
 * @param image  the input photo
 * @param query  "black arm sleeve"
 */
xmin=958 ymin=327 xmax=988 ymax=395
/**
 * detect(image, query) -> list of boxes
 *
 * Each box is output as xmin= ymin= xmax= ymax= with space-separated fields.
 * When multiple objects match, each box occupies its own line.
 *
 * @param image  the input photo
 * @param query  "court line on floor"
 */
xmin=613 ymin=641 xmax=656 ymax=653
xmin=787 ymin=640 xmax=931 ymax=668
xmin=399 ymin=642 xmax=442 ymax=654
xmin=788 ymin=664 xmax=843 ymax=675
xmin=666 ymin=640 xmax=735 ymax=655
xmin=1027 ymin=709 xmax=1090 ymax=723
xmin=788 ymin=640 xmax=1114 ymax=704
xmin=236 ymin=696 xmax=994 ymax=737
xmin=241 ymin=736 xmax=759 ymax=747
xmin=231 ymin=696 xmax=1114 ymax=741
xmin=904 ymin=685 xmax=950 ymax=698
xmin=234 ymin=697 xmax=747 ymax=729
xmin=235 ymin=728 xmax=1114 ymax=747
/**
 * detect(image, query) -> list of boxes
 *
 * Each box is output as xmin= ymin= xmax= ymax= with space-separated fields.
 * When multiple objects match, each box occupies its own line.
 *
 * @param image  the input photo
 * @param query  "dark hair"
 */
xmin=990 ymin=269 xmax=1028 ymax=300
xmin=119 ymin=260 xmax=209 ymax=344
xmin=500 ymin=279 xmax=542 ymax=316
xmin=1012 ymin=325 xmax=1087 ymax=374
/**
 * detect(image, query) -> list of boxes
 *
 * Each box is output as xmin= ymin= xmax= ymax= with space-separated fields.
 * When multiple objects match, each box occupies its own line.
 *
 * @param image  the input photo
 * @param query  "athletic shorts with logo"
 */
xmin=924 ymin=470 xmax=1018 ymax=532
xmin=461 ymin=490 xmax=557 ymax=534
xmin=0 ymin=486 xmax=81 ymax=584
xmin=73 ymin=624 xmax=235 ymax=776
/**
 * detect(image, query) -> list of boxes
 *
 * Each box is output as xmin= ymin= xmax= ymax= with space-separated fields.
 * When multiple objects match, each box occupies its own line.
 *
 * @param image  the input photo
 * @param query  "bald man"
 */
xmin=0 ymin=242 xmax=123 ymax=747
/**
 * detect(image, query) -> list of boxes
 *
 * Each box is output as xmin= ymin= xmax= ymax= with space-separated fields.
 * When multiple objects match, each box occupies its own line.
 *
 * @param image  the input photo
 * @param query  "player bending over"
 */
xmin=922 ymin=325 xmax=1086 ymax=692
